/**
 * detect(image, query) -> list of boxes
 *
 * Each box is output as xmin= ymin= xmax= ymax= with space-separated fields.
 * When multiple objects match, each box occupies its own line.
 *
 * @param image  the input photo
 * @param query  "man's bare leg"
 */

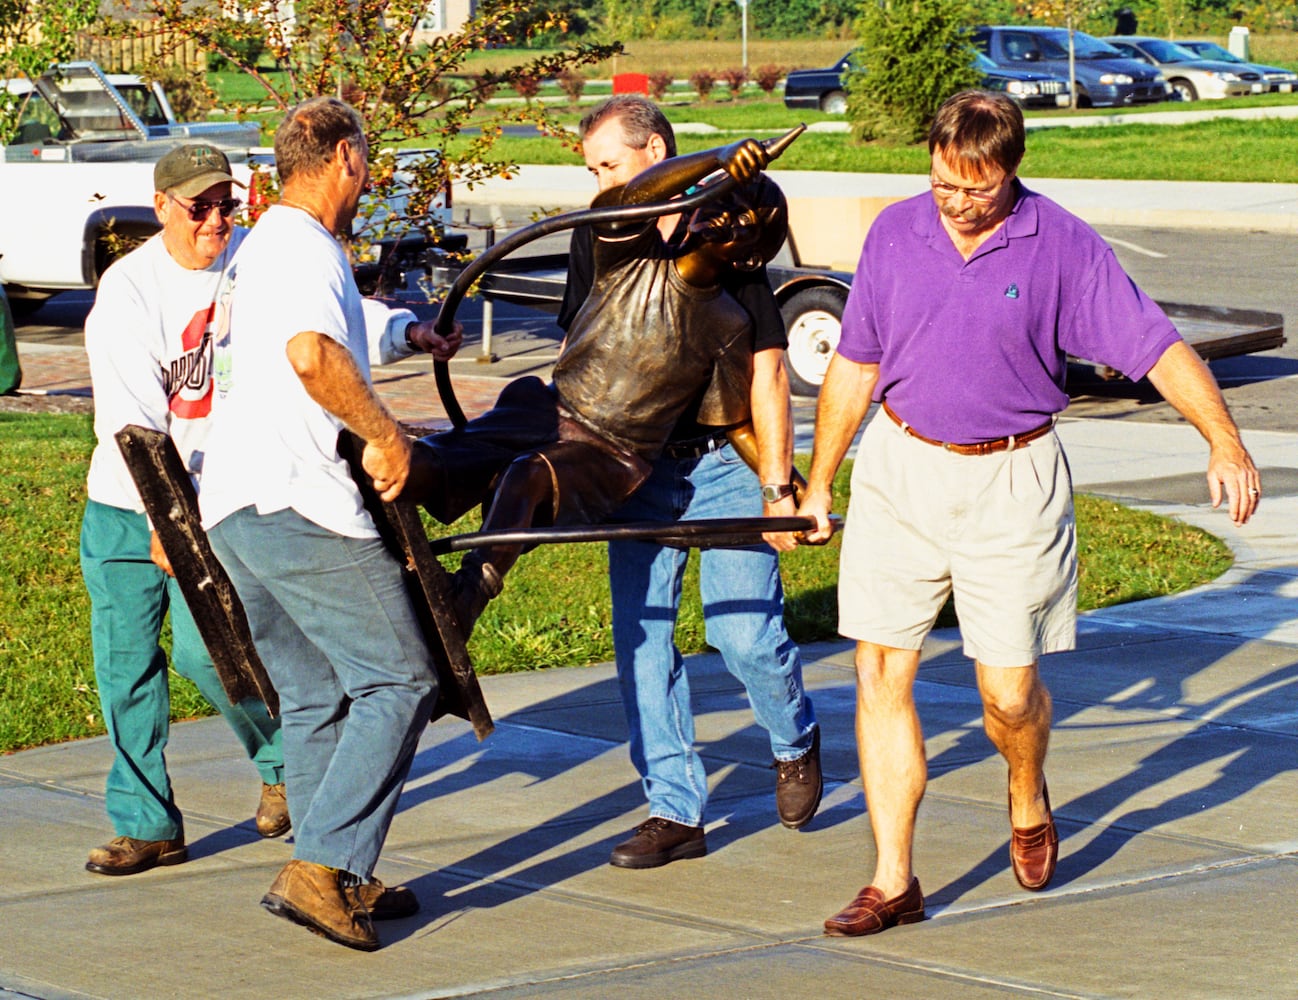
xmin=975 ymin=661 xmax=1052 ymax=828
xmin=855 ymin=640 xmax=926 ymax=898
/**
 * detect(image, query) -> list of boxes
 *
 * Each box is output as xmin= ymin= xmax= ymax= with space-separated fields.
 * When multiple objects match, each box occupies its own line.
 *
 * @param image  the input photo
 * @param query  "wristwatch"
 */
xmin=760 ymin=483 xmax=796 ymax=503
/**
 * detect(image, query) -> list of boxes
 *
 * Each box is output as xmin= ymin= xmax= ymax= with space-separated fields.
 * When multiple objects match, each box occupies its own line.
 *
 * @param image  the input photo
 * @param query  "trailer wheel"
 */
xmin=781 ymin=286 xmax=844 ymax=398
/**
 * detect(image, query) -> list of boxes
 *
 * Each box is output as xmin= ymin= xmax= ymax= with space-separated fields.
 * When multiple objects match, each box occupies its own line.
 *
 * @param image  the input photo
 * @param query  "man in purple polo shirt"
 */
xmin=799 ymin=90 xmax=1260 ymax=938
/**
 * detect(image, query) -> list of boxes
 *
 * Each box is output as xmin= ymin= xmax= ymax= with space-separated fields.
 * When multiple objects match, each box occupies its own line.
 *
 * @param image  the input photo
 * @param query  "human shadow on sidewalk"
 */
xmin=921 ymin=570 xmax=1298 ymax=911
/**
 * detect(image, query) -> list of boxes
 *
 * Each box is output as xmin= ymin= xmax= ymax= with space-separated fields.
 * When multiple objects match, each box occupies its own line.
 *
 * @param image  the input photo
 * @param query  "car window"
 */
xmin=116 ymin=84 xmax=169 ymax=127
xmin=1046 ymin=31 xmax=1122 ymax=59
xmin=1140 ymin=39 xmax=1197 ymax=62
xmin=1108 ymin=42 xmax=1148 ymax=62
xmin=1186 ymin=41 xmax=1241 ymax=63
xmin=1003 ymin=32 xmax=1043 ymax=61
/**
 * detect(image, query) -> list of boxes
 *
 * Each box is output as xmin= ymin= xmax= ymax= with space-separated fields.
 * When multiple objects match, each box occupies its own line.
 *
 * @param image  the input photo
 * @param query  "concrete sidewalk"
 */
xmin=2 ymin=399 xmax=1297 ymax=998
xmin=3 ymin=178 xmax=1297 ymax=998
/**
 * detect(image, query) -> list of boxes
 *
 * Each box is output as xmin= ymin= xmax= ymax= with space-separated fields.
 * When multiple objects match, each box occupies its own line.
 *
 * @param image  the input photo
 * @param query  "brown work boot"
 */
xmin=256 ymin=782 xmax=290 ymax=838
xmin=261 ymin=859 xmax=379 ymax=951
xmin=354 ymin=878 xmax=420 ymax=920
xmin=449 ymin=556 xmax=503 ymax=640
xmin=86 ymin=835 xmax=188 ymax=876
xmin=775 ymin=727 xmax=823 ymax=830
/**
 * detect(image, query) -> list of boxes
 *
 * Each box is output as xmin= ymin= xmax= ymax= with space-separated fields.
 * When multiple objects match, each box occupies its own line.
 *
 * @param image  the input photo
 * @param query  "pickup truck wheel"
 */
xmin=820 ymin=90 xmax=848 ymax=114
xmin=781 ymin=287 xmax=844 ymax=398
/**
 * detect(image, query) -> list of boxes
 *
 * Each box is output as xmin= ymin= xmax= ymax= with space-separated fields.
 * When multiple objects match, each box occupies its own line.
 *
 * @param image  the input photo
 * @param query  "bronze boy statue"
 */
xmin=404 ymin=137 xmax=790 ymax=637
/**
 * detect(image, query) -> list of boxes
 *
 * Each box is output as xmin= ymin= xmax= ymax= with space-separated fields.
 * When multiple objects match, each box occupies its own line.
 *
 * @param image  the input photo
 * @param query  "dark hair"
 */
xmin=274 ymin=96 xmax=366 ymax=185
xmin=736 ymin=175 xmax=788 ymax=266
xmin=927 ymin=90 xmax=1024 ymax=177
xmin=578 ymin=95 xmax=677 ymax=158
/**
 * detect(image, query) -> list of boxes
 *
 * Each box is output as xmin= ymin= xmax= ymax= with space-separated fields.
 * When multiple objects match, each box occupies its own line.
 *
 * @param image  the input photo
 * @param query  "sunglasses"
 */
xmin=170 ymin=194 xmax=242 ymax=222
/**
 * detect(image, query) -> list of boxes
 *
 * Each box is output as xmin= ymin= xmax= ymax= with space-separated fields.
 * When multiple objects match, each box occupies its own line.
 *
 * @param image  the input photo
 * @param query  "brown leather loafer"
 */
xmin=609 ymin=818 xmax=706 ymax=869
xmin=775 ymin=727 xmax=823 ymax=830
xmin=86 ymin=836 xmax=188 ymax=876
xmin=256 ymin=782 xmax=290 ymax=838
xmin=355 ymin=879 xmax=420 ymax=920
xmin=261 ymin=859 xmax=379 ymax=951
xmin=824 ymin=878 xmax=925 ymax=937
xmin=1010 ymin=780 xmax=1059 ymax=891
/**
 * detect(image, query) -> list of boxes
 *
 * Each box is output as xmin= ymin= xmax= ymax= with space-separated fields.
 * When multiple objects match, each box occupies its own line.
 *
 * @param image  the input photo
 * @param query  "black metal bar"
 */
xmin=428 ymin=515 xmax=837 ymax=555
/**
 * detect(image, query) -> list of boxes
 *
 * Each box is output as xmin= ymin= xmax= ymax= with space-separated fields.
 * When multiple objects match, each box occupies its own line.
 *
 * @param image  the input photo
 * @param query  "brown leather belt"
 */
xmin=882 ymin=401 xmax=1053 ymax=456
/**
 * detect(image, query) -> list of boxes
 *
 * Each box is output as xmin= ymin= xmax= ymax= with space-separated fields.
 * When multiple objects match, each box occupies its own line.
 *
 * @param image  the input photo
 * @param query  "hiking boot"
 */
xmin=256 ymin=782 xmax=290 ymax=838
xmin=609 ymin=818 xmax=707 ymax=869
xmin=261 ymin=859 xmax=379 ymax=951
xmin=86 ymin=836 xmax=188 ymax=876
xmin=354 ymin=879 xmax=420 ymax=920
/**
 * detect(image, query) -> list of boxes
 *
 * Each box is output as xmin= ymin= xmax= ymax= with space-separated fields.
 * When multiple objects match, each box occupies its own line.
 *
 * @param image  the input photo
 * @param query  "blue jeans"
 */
xmin=80 ymin=501 xmax=283 ymax=841
xmin=608 ymin=442 xmax=816 ymax=827
xmin=209 ymin=507 xmax=437 ymax=879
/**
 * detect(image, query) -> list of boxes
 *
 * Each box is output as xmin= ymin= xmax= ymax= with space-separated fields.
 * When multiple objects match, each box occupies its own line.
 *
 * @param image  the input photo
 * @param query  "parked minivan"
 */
xmin=973 ymin=25 xmax=1169 ymax=107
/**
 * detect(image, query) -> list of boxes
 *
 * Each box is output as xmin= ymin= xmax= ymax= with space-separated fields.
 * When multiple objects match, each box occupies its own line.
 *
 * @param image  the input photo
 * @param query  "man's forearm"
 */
xmin=806 ymin=355 xmax=878 ymax=494
xmin=286 ymin=331 xmax=402 ymax=446
xmin=1145 ymin=340 xmax=1245 ymax=450
xmin=750 ymin=348 xmax=794 ymax=485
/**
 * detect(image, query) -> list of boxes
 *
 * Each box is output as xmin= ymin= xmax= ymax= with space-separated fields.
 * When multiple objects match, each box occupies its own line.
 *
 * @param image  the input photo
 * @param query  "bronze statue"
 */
xmin=404 ymin=136 xmax=792 ymax=637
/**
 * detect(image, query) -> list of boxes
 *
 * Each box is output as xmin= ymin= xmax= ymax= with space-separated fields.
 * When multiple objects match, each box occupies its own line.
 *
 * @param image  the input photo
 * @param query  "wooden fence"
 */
xmin=75 ymin=27 xmax=206 ymax=74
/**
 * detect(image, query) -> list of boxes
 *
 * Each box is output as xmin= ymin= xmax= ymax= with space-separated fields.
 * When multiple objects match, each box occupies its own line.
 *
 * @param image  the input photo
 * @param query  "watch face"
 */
xmin=761 ymin=484 xmax=792 ymax=502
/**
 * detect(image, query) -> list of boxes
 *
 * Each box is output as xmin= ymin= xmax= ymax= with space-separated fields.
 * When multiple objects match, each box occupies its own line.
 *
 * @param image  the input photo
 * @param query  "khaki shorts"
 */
xmin=838 ymin=410 xmax=1077 ymax=667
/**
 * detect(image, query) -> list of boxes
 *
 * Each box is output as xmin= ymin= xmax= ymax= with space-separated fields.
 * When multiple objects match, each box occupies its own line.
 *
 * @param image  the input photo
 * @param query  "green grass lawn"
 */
xmin=0 ymin=413 xmax=1231 ymax=754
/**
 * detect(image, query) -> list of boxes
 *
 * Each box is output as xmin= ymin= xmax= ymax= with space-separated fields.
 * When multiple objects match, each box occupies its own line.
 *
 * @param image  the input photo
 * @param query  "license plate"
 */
xmin=1055 ymin=94 xmax=1070 ymax=107
xmin=1252 ymin=83 xmax=1264 ymax=93
xmin=1282 ymin=83 xmax=1294 ymax=93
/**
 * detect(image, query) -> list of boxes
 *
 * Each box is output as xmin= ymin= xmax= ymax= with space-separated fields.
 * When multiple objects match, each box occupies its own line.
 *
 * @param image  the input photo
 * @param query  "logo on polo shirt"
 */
xmin=1005 ymin=284 xmax=1019 ymax=299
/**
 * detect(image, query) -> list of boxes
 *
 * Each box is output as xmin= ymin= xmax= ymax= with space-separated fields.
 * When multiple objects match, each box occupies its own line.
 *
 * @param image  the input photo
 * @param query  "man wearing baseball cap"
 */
xmin=80 ymin=142 xmax=287 ymax=876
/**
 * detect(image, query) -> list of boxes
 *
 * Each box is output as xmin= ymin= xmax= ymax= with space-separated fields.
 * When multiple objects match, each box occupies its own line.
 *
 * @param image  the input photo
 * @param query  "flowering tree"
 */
xmin=129 ymin=0 xmax=620 ymax=248
xmin=0 ymin=0 xmax=100 ymax=141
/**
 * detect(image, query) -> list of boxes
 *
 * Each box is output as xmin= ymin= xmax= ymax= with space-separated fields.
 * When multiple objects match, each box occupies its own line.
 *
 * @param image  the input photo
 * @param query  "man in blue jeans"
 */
xmin=201 ymin=98 xmax=450 ymax=951
xmin=559 ymin=96 xmax=821 ymax=869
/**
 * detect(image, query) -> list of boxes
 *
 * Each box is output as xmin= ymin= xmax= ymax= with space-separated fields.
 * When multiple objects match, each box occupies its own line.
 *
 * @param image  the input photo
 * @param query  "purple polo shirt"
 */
xmin=838 ymin=183 xmax=1181 ymax=442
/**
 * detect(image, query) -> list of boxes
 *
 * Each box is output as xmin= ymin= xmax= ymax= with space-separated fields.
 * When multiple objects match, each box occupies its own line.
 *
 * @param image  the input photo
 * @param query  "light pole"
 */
xmin=735 ymin=0 xmax=748 ymax=72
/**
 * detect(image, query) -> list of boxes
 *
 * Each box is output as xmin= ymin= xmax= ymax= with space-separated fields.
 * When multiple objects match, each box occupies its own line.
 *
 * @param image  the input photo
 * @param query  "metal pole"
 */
xmin=737 ymin=0 xmax=749 ymax=72
xmin=478 ymin=225 xmax=497 ymax=364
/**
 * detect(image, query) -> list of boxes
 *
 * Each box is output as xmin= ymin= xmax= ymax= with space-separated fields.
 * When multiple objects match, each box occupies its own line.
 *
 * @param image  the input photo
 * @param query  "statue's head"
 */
xmin=688 ymin=174 xmax=788 ymax=272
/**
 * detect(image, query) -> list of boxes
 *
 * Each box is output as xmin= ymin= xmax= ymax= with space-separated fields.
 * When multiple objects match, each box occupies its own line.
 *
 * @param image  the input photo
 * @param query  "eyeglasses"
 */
xmin=169 ymin=194 xmax=242 ymax=222
xmin=929 ymin=174 xmax=1006 ymax=203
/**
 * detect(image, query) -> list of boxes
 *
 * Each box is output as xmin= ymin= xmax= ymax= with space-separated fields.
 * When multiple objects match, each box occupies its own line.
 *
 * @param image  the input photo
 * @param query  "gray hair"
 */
xmin=274 ymin=96 xmax=366 ymax=185
xmin=578 ymin=95 xmax=677 ymax=158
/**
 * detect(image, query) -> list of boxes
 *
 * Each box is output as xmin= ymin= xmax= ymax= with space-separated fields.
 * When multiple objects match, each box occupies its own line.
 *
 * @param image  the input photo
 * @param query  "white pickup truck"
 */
xmin=0 ymin=61 xmax=459 ymax=312
xmin=0 ymin=62 xmax=262 ymax=310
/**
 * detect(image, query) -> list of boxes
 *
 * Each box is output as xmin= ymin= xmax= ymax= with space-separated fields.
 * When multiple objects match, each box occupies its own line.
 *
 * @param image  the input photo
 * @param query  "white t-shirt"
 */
xmin=199 ymin=205 xmax=376 ymax=538
xmin=85 ymin=228 xmax=246 ymax=512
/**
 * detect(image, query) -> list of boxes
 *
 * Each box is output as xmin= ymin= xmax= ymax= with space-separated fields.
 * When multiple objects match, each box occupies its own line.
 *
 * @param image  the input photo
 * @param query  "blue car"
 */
xmin=974 ymin=52 xmax=1071 ymax=107
xmin=782 ymin=49 xmax=1071 ymax=114
xmin=973 ymin=25 xmax=1168 ymax=107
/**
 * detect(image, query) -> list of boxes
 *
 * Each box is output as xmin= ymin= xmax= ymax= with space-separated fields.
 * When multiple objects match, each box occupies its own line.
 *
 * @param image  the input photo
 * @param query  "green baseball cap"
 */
xmin=154 ymin=144 xmax=246 ymax=198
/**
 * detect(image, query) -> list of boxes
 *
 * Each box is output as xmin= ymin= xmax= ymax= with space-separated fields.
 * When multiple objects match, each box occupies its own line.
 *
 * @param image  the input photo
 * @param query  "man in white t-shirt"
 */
xmin=80 ymin=144 xmax=288 ymax=878
xmin=201 ymin=98 xmax=450 ymax=952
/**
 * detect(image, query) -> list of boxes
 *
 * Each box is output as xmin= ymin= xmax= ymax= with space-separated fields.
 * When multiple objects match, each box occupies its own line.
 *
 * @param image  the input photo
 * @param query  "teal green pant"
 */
xmin=80 ymin=500 xmax=283 ymax=841
xmin=0 ymin=285 xmax=19 ymax=395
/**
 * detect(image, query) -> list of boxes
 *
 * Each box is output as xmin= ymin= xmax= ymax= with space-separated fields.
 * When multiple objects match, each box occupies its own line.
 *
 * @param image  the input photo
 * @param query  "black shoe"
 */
xmin=775 ymin=727 xmax=823 ymax=830
xmin=449 ymin=559 xmax=502 ymax=640
xmin=609 ymin=818 xmax=707 ymax=870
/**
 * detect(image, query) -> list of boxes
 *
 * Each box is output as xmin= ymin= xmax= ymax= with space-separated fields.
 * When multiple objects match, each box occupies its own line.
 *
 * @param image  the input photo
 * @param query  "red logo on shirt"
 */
xmin=166 ymin=305 xmax=214 ymax=419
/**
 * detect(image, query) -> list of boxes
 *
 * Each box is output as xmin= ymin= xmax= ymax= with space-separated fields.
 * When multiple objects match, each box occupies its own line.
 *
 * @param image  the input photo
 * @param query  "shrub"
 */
xmin=648 ymin=70 xmax=674 ymax=100
xmin=719 ymin=66 xmax=747 ymax=97
xmin=557 ymin=67 xmax=586 ymax=103
xmin=848 ymin=0 xmax=983 ymax=144
xmin=512 ymin=73 xmax=541 ymax=99
xmin=754 ymin=64 xmax=784 ymax=94
xmin=689 ymin=69 xmax=716 ymax=102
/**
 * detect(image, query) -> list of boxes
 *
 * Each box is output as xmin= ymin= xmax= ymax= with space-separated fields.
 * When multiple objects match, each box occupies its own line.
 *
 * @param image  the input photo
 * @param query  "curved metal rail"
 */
xmin=430 ymin=125 xmax=805 ymax=428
